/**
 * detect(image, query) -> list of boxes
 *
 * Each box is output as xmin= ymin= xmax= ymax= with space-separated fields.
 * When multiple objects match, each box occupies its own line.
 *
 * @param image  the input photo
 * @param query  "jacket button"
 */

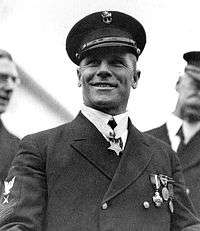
xmin=186 ymin=188 xmax=190 ymax=195
xmin=143 ymin=201 xmax=150 ymax=209
xmin=102 ymin=202 xmax=108 ymax=210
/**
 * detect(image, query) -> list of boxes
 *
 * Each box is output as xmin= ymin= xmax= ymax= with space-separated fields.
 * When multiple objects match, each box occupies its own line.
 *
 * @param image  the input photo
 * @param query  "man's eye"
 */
xmin=110 ymin=60 xmax=125 ymax=66
xmin=191 ymin=78 xmax=200 ymax=89
xmin=86 ymin=59 xmax=99 ymax=65
xmin=196 ymin=81 xmax=200 ymax=89
xmin=0 ymin=74 xmax=9 ymax=82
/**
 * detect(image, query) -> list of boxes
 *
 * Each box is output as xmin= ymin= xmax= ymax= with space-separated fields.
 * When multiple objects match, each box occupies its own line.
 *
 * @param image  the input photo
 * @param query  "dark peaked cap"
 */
xmin=183 ymin=51 xmax=200 ymax=81
xmin=66 ymin=11 xmax=146 ymax=65
xmin=183 ymin=51 xmax=200 ymax=66
xmin=0 ymin=49 xmax=13 ymax=61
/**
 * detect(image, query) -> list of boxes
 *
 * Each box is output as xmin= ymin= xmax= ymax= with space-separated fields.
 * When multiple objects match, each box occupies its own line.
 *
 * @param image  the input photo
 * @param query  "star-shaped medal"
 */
xmin=108 ymin=142 xmax=122 ymax=156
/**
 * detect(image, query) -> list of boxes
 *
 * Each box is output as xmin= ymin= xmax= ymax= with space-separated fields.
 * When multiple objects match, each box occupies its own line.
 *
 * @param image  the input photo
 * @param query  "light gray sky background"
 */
xmin=1 ymin=0 xmax=200 ymax=135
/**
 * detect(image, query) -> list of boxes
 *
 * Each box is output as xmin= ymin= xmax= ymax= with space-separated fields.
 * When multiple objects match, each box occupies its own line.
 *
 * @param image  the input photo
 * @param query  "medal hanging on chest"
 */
xmin=150 ymin=173 xmax=174 ymax=212
xmin=160 ymin=175 xmax=170 ymax=201
xmin=150 ymin=174 xmax=163 ymax=207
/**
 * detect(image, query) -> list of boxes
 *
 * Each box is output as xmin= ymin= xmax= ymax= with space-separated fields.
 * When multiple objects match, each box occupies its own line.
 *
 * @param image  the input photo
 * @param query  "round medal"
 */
xmin=169 ymin=200 xmax=174 ymax=213
xmin=162 ymin=187 xmax=169 ymax=201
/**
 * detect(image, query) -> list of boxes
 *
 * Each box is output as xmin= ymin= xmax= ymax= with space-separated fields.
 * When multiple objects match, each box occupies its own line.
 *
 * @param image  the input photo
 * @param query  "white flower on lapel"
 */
xmin=3 ymin=177 xmax=16 ymax=196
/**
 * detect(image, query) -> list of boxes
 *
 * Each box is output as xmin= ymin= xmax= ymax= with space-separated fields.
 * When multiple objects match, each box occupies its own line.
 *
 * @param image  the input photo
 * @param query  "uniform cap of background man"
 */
xmin=0 ymin=49 xmax=18 ymax=78
xmin=66 ymin=11 xmax=146 ymax=65
xmin=183 ymin=51 xmax=200 ymax=82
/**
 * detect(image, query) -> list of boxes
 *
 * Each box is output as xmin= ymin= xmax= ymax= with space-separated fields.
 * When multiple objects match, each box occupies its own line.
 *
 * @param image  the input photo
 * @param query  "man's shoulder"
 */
xmin=0 ymin=123 xmax=20 ymax=150
xmin=145 ymin=123 xmax=167 ymax=136
xmin=23 ymin=121 xmax=73 ymax=141
xmin=143 ymin=131 xmax=171 ymax=150
xmin=144 ymin=123 xmax=171 ymax=145
xmin=142 ymin=132 xmax=177 ymax=169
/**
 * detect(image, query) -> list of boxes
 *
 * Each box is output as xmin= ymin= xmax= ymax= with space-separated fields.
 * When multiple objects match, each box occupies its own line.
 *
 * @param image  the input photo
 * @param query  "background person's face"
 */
xmin=78 ymin=49 xmax=137 ymax=115
xmin=177 ymin=74 xmax=200 ymax=122
xmin=0 ymin=58 xmax=18 ymax=115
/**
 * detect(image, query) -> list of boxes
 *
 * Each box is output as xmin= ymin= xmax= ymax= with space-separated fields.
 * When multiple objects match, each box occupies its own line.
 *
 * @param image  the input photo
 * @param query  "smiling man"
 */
xmin=0 ymin=50 xmax=19 ymax=184
xmin=0 ymin=11 xmax=200 ymax=231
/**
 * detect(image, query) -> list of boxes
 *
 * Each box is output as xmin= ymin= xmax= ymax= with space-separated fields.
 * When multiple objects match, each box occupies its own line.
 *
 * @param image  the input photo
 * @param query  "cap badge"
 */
xmin=101 ymin=11 xmax=112 ymax=24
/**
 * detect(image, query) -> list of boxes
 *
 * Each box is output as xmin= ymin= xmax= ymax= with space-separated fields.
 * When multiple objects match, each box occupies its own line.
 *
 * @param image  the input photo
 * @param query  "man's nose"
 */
xmin=96 ymin=61 xmax=112 ymax=78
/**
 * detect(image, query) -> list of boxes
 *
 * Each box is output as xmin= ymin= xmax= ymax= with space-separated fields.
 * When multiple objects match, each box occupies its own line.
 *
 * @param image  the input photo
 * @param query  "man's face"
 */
xmin=77 ymin=48 xmax=138 ymax=115
xmin=0 ymin=58 xmax=18 ymax=114
xmin=177 ymin=73 xmax=200 ymax=122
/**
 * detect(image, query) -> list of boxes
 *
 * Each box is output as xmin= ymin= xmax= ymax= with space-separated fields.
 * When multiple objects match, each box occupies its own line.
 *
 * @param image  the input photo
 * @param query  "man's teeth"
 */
xmin=95 ymin=84 xmax=113 ymax=87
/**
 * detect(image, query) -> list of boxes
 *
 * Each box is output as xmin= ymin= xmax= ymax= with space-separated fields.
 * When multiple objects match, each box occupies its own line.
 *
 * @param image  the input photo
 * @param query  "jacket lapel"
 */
xmin=70 ymin=112 xmax=120 ymax=180
xmin=102 ymin=121 xmax=153 ymax=203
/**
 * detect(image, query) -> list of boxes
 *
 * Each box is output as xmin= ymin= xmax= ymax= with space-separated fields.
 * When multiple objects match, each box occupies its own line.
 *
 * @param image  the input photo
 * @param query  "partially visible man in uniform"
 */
xmin=0 ymin=50 xmax=20 ymax=184
xmin=146 ymin=51 xmax=200 ymax=217
xmin=0 ymin=11 xmax=199 ymax=231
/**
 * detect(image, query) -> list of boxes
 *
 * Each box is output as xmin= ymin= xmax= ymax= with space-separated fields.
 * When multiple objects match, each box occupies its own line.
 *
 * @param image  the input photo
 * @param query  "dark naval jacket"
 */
xmin=0 ymin=113 xmax=199 ymax=231
xmin=146 ymin=123 xmax=200 ymax=217
xmin=0 ymin=119 xmax=19 ymax=185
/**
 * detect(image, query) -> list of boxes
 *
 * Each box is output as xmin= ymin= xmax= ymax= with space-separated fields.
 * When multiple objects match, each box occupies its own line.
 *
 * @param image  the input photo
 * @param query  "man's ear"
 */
xmin=131 ymin=70 xmax=140 ymax=89
xmin=77 ymin=68 xmax=82 ymax=87
xmin=175 ymin=76 xmax=182 ymax=92
xmin=136 ymin=70 xmax=141 ymax=80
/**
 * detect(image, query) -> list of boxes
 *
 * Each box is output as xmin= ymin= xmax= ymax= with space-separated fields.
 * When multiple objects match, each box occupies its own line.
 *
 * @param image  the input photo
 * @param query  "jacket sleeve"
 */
xmin=169 ymin=150 xmax=200 ymax=230
xmin=0 ymin=134 xmax=47 ymax=231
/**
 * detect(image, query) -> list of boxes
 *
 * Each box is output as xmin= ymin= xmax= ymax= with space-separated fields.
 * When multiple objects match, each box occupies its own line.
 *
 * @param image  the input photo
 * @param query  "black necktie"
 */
xmin=107 ymin=118 xmax=123 ymax=150
xmin=176 ymin=127 xmax=185 ymax=153
xmin=108 ymin=118 xmax=117 ymax=130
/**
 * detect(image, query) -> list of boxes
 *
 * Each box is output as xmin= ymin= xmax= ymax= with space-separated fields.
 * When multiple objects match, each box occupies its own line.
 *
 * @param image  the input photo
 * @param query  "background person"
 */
xmin=146 ymin=51 xmax=200 ymax=217
xmin=0 ymin=49 xmax=20 ymax=184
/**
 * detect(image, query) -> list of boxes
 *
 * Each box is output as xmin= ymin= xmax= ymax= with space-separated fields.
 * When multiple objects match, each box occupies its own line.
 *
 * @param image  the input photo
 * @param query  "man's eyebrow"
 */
xmin=193 ymin=78 xmax=200 ymax=84
xmin=85 ymin=55 xmax=99 ymax=60
xmin=110 ymin=55 xmax=127 ymax=61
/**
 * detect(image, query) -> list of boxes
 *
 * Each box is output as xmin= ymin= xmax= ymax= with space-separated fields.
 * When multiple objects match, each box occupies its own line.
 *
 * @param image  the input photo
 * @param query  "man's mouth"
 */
xmin=0 ymin=95 xmax=10 ymax=102
xmin=90 ymin=82 xmax=117 ymax=88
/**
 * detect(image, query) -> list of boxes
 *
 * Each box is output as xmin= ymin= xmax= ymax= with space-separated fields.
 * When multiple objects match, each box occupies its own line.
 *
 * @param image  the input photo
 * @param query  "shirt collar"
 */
xmin=166 ymin=113 xmax=200 ymax=145
xmin=81 ymin=105 xmax=129 ymax=139
xmin=166 ymin=113 xmax=183 ymax=140
xmin=182 ymin=120 xmax=200 ymax=144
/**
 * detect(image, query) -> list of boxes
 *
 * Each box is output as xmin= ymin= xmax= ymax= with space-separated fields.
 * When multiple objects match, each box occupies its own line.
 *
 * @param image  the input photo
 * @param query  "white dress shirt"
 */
xmin=81 ymin=105 xmax=129 ymax=150
xmin=166 ymin=113 xmax=200 ymax=151
xmin=166 ymin=113 xmax=182 ymax=152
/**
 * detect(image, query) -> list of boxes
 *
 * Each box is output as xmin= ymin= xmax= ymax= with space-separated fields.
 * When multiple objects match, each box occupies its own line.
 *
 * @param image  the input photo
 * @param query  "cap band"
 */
xmin=77 ymin=36 xmax=140 ymax=58
xmin=185 ymin=64 xmax=200 ymax=81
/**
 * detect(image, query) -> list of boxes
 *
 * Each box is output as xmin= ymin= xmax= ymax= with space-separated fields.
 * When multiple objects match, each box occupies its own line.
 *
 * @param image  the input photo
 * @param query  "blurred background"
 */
xmin=1 ymin=0 xmax=200 ymax=138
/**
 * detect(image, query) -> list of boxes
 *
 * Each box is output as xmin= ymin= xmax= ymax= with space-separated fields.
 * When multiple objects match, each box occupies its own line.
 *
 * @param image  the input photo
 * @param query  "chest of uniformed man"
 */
xmin=44 ymin=146 xmax=172 ymax=231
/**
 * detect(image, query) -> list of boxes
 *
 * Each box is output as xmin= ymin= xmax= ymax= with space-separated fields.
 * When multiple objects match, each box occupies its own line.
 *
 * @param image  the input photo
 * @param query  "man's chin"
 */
xmin=184 ymin=109 xmax=200 ymax=123
xmin=187 ymin=113 xmax=200 ymax=123
xmin=87 ymin=100 xmax=120 ymax=114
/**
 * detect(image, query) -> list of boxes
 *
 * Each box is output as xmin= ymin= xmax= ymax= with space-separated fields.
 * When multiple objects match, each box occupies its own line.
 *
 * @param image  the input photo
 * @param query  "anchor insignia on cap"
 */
xmin=101 ymin=11 xmax=112 ymax=24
